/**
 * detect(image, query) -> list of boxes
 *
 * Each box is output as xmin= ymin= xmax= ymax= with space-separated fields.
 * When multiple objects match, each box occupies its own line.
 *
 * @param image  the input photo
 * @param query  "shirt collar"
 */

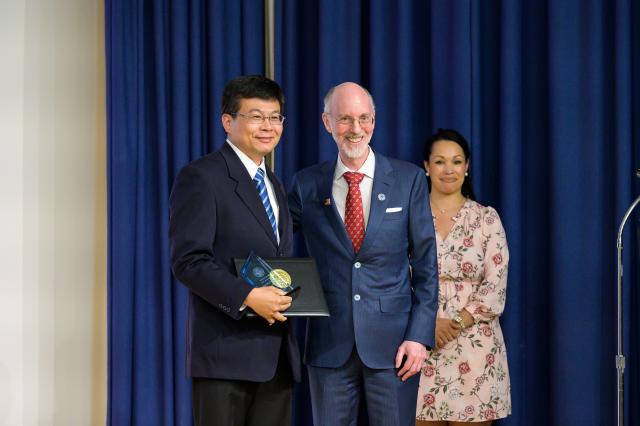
xmin=226 ymin=139 xmax=266 ymax=179
xmin=334 ymin=147 xmax=376 ymax=182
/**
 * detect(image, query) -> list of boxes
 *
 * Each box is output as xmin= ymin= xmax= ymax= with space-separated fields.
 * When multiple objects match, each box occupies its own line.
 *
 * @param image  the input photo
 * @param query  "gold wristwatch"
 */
xmin=453 ymin=314 xmax=466 ymax=330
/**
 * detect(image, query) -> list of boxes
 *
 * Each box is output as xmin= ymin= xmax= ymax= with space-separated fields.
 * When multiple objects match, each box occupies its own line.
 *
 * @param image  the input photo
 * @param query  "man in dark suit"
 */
xmin=288 ymin=82 xmax=439 ymax=425
xmin=169 ymin=75 xmax=300 ymax=426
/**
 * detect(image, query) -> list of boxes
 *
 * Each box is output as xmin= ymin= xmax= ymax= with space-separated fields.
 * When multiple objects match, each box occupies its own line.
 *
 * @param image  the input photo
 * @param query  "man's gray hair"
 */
xmin=323 ymin=84 xmax=376 ymax=114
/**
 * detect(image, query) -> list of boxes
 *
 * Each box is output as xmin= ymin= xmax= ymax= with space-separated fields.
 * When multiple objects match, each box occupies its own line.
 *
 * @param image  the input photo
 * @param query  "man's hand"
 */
xmin=395 ymin=340 xmax=427 ymax=381
xmin=243 ymin=287 xmax=292 ymax=325
xmin=435 ymin=317 xmax=460 ymax=350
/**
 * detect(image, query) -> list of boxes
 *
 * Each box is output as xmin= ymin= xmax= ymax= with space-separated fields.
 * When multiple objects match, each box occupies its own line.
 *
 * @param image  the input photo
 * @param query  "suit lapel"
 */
xmin=360 ymin=154 xmax=393 ymax=254
xmin=320 ymin=160 xmax=354 ymax=255
xmin=221 ymin=144 xmax=278 ymax=248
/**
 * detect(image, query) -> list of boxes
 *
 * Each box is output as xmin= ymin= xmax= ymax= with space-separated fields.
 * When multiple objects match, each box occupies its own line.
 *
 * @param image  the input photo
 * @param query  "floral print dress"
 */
xmin=416 ymin=200 xmax=511 ymax=422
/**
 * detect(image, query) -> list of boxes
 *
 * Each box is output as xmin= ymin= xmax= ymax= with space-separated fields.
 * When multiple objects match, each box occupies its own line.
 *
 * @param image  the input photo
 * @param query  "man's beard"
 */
xmin=340 ymin=139 xmax=369 ymax=159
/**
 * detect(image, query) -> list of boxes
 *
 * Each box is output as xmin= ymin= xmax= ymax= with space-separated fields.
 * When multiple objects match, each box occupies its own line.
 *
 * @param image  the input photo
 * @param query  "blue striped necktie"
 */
xmin=253 ymin=168 xmax=278 ymax=239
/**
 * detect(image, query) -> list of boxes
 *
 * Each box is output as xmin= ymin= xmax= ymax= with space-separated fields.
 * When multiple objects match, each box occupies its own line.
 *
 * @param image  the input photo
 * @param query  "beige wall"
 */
xmin=0 ymin=0 xmax=107 ymax=425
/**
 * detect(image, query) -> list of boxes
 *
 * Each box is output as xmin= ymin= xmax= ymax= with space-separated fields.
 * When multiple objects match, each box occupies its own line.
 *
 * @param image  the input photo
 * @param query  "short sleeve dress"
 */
xmin=416 ymin=200 xmax=511 ymax=422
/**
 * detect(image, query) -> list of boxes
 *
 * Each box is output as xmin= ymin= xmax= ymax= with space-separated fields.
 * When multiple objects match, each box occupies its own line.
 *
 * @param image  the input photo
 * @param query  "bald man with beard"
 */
xmin=288 ymin=82 xmax=439 ymax=426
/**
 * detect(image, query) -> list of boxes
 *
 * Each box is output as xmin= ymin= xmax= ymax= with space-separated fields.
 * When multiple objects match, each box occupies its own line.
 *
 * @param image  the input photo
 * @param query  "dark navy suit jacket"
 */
xmin=169 ymin=143 xmax=301 ymax=382
xmin=288 ymin=152 xmax=438 ymax=369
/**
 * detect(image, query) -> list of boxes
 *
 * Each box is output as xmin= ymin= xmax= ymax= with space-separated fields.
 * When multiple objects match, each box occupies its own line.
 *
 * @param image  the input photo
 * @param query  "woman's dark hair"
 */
xmin=422 ymin=128 xmax=476 ymax=200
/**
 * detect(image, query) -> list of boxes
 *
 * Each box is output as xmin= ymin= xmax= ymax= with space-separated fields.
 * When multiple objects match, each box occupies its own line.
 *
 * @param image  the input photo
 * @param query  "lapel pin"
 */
xmin=324 ymin=198 xmax=331 ymax=206
xmin=378 ymin=193 xmax=386 ymax=201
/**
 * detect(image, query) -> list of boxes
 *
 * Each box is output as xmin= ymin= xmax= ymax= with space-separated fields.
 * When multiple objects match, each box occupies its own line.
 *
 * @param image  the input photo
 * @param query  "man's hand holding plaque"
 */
xmin=243 ymin=286 xmax=291 ymax=325
xmin=240 ymin=253 xmax=300 ymax=324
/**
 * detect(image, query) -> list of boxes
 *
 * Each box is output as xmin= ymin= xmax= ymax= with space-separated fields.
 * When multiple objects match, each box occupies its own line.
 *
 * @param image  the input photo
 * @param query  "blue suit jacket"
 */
xmin=169 ymin=143 xmax=301 ymax=382
xmin=288 ymin=152 xmax=438 ymax=369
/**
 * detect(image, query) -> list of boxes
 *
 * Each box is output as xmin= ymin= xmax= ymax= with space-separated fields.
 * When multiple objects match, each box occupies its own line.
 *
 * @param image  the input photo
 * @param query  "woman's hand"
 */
xmin=435 ymin=317 xmax=460 ymax=350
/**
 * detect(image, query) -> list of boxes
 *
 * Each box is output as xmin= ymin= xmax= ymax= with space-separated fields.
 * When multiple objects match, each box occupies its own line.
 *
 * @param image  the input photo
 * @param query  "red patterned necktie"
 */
xmin=343 ymin=171 xmax=365 ymax=252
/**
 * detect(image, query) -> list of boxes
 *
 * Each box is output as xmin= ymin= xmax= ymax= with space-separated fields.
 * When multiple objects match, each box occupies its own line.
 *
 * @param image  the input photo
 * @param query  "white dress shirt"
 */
xmin=226 ymin=139 xmax=280 ymax=244
xmin=332 ymin=147 xmax=376 ymax=229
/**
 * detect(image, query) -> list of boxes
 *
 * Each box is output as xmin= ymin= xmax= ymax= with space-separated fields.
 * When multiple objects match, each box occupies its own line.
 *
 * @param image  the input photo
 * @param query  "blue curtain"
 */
xmin=107 ymin=0 xmax=640 ymax=425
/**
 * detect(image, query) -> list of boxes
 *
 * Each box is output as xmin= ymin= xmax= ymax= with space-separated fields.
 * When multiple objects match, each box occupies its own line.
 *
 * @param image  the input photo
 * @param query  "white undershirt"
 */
xmin=332 ymin=147 xmax=376 ymax=229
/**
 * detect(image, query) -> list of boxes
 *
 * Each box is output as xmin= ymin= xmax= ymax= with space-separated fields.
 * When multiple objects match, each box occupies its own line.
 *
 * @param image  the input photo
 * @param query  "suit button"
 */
xmin=354 ymin=262 xmax=361 ymax=268
xmin=354 ymin=294 xmax=361 ymax=301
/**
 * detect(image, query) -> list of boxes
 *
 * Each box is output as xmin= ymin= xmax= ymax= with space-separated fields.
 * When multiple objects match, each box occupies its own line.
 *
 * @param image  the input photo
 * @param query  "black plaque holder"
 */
xmin=234 ymin=257 xmax=330 ymax=317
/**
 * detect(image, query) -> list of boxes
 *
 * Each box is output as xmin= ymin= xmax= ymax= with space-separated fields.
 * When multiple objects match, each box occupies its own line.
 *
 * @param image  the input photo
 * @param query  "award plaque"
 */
xmin=235 ymin=255 xmax=330 ymax=317
xmin=239 ymin=252 xmax=297 ymax=294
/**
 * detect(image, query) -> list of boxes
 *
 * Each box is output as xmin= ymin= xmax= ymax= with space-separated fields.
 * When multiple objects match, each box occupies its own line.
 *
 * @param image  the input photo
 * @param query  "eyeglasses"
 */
xmin=327 ymin=114 xmax=374 ymax=127
xmin=230 ymin=112 xmax=285 ymax=125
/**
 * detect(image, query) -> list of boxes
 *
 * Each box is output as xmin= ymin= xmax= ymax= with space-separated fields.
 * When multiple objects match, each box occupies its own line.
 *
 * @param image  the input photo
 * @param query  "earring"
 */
xmin=465 ymin=172 xmax=468 ymax=176
xmin=426 ymin=172 xmax=430 ymax=176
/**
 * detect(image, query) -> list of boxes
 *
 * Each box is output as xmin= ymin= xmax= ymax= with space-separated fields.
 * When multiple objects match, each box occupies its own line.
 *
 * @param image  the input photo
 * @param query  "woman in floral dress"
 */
xmin=416 ymin=129 xmax=511 ymax=425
